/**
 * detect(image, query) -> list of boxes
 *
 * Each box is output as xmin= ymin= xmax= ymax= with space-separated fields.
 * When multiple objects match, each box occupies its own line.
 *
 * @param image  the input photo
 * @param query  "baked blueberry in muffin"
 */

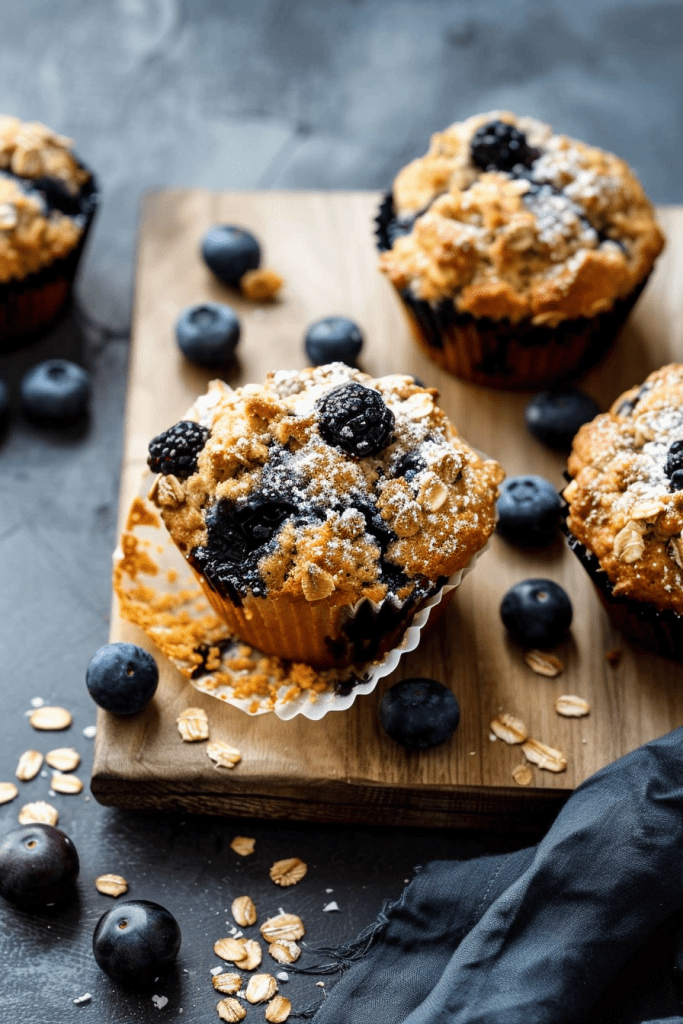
xmin=147 ymin=364 xmax=503 ymax=667
xmin=377 ymin=112 xmax=664 ymax=388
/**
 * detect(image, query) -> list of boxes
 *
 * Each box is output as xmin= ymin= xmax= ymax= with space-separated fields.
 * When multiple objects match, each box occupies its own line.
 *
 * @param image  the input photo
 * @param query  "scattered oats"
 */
xmin=490 ymin=714 xmax=528 ymax=745
xmin=230 ymin=836 xmax=255 ymax=857
xmin=214 ymin=938 xmax=248 ymax=964
xmin=260 ymin=913 xmax=305 ymax=943
xmin=212 ymin=973 xmax=242 ymax=995
xmin=555 ymin=695 xmax=591 ymax=718
xmin=605 ymin=648 xmax=622 ymax=667
xmin=152 ymin=995 xmax=168 ymax=1009
xmin=45 ymin=748 xmax=80 ymax=772
xmin=240 ymin=267 xmax=284 ymax=302
xmin=29 ymin=706 xmax=72 ymax=731
xmin=95 ymin=874 xmax=128 ymax=897
xmin=83 ymin=725 xmax=97 ymax=739
xmin=322 ymin=901 xmax=339 ymax=912
xmin=488 ymin=732 xmax=497 ymax=741
xmin=232 ymin=895 xmax=257 ymax=927
xmin=237 ymin=938 xmax=262 ymax=971
xmin=72 ymin=994 xmax=92 ymax=1006
xmin=16 ymin=750 xmax=44 ymax=781
xmin=270 ymin=858 xmax=307 ymax=887
xmin=30 ymin=697 xmax=45 ymax=708
xmin=18 ymin=801 xmax=58 ymax=826
xmin=207 ymin=741 xmax=242 ymax=769
xmin=245 ymin=973 xmax=277 ymax=1004
xmin=51 ymin=772 xmax=83 ymax=795
xmin=265 ymin=995 xmax=292 ymax=1022
xmin=0 ymin=782 xmax=18 ymax=805
xmin=177 ymin=707 xmax=210 ymax=742
xmin=268 ymin=940 xmax=301 ymax=965
xmin=316 ymin=982 xmax=326 ymax=988
xmin=276 ymin=972 xmax=289 ymax=982
xmin=216 ymin=997 xmax=246 ymax=1022
xmin=524 ymin=650 xmax=563 ymax=677
xmin=512 ymin=764 xmax=534 ymax=787
xmin=522 ymin=739 xmax=567 ymax=773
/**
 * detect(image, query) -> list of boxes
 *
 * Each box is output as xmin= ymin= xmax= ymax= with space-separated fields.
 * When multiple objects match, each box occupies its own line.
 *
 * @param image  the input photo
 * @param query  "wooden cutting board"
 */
xmin=91 ymin=191 xmax=683 ymax=829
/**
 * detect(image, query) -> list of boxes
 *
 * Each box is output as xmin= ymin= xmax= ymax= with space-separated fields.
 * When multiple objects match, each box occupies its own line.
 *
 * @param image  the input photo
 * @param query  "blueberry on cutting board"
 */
xmin=500 ymin=579 xmax=573 ymax=648
xmin=304 ymin=316 xmax=363 ymax=366
xmin=380 ymin=678 xmax=460 ymax=749
xmin=496 ymin=475 xmax=560 ymax=546
xmin=20 ymin=359 xmax=90 ymax=423
xmin=86 ymin=642 xmax=159 ymax=715
xmin=201 ymin=225 xmax=260 ymax=285
xmin=525 ymin=389 xmax=600 ymax=451
xmin=176 ymin=303 xmax=240 ymax=368
xmin=0 ymin=824 xmax=79 ymax=906
xmin=93 ymin=900 xmax=181 ymax=987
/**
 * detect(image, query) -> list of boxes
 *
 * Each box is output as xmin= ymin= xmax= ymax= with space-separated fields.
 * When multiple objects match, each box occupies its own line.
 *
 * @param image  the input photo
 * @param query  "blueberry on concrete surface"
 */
xmin=500 ymin=578 xmax=572 ymax=648
xmin=470 ymin=120 xmax=536 ymax=172
xmin=317 ymin=382 xmax=395 ymax=458
xmin=380 ymin=678 xmax=460 ymax=749
xmin=0 ymin=824 xmax=79 ymax=906
xmin=304 ymin=317 xmax=363 ymax=367
xmin=496 ymin=475 xmax=560 ymax=546
xmin=175 ymin=303 xmax=240 ymax=368
xmin=93 ymin=900 xmax=181 ymax=987
xmin=201 ymin=225 xmax=260 ymax=286
xmin=86 ymin=642 xmax=159 ymax=715
xmin=20 ymin=359 xmax=90 ymax=423
xmin=525 ymin=389 xmax=600 ymax=451
xmin=147 ymin=420 xmax=210 ymax=478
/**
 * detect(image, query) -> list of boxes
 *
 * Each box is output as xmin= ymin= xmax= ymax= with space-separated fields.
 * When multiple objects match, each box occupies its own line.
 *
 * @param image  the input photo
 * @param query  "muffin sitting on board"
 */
xmin=563 ymin=365 xmax=683 ymax=659
xmin=146 ymin=364 xmax=503 ymax=668
xmin=377 ymin=112 xmax=664 ymax=389
xmin=0 ymin=115 xmax=97 ymax=347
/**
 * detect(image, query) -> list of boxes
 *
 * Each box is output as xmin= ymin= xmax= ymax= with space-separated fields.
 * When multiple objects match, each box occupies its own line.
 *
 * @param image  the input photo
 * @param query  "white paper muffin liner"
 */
xmin=113 ymin=475 xmax=489 ymax=720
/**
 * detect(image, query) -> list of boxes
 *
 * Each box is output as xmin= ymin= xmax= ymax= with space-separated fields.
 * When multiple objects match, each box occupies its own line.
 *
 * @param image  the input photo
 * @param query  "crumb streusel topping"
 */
xmin=0 ymin=115 xmax=89 ymax=192
xmin=0 ymin=174 xmax=82 ymax=282
xmin=565 ymin=364 xmax=683 ymax=612
xmin=380 ymin=112 xmax=664 ymax=327
xmin=149 ymin=364 xmax=503 ymax=606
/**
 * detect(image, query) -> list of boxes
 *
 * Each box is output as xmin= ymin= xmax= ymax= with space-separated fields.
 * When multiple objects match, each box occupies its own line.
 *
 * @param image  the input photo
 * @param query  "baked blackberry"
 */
xmin=317 ymin=382 xmax=395 ymax=458
xmin=147 ymin=421 xmax=210 ymax=478
xmin=470 ymin=119 xmax=536 ymax=172
xmin=665 ymin=440 xmax=683 ymax=491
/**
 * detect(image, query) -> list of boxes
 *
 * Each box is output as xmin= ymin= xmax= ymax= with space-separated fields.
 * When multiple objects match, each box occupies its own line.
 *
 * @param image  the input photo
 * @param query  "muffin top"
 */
xmin=379 ymin=112 xmax=664 ymax=327
xmin=0 ymin=116 xmax=93 ymax=283
xmin=565 ymin=364 xmax=683 ymax=613
xmin=148 ymin=364 xmax=503 ymax=607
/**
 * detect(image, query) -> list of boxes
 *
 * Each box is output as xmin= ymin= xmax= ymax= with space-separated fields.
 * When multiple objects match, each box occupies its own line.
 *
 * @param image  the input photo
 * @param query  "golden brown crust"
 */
xmin=380 ymin=111 xmax=664 ymax=327
xmin=565 ymin=364 xmax=683 ymax=612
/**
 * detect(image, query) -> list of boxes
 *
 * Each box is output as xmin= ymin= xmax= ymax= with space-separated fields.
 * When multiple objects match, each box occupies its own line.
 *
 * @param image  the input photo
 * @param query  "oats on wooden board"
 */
xmin=207 ymin=741 xmax=242 ymax=769
xmin=231 ymin=895 xmax=257 ymax=927
xmin=270 ymin=857 xmax=307 ymax=887
xmin=51 ymin=772 xmax=83 ymax=794
xmin=245 ymin=973 xmax=277 ymax=1004
xmin=212 ymin=973 xmax=242 ymax=995
xmin=512 ymin=764 xmax=534 ymax=787
xmin=230 ymin=836 xmax=255 ymax=856
xmin=524 ymin=650 xmax=563 ymax=677
xmin=268 ymin=940 xmax=301 ymax=964
xmin=45 ymin=748 xmax=80 ymax=772
xmin=29 ymin=706 xmax=72 ymax=731
xmin=260 ymin=913 xmax=305 ymax=943
xmin=0 ymin=782 xmax=18 ymax=805
xmin=18 ymin=800 xmax=58 ymax=825
xmin=265 ymin=995 xmax=292 ymax=1023
xmin=216 ymin=997 xmax=246 ymax=1022
xmin=95 ymin=874 xmax=129 ymax=897
xmin=489 ymin=714 xmax=528 ymax=745
xmin=15 ymin=750 xmax=43 ymax=781
xmin=176 ymin=707 xmax=209 ymax=742
xmin=555 ymin=695 xmax=591 ymax=718
xmin=522 ymin=739 xmax=567 ymax=773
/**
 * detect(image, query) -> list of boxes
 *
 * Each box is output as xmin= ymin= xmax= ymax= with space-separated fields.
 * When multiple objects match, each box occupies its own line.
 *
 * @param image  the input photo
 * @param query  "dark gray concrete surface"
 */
xmin=0 ymin=2 xmax=680 ymax=1020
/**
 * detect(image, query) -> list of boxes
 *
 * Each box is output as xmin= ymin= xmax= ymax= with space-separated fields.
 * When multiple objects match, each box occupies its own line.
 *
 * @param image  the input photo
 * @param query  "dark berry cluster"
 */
xmin=665 ymin=440 xmax=683 ymax=491
xmin=470 ymin=119 xmax=537 ymax=172
xmin=317 ymin=382 xmax=395 ymax=458
xmin=147 ymin=421 xmax=210 ymax=478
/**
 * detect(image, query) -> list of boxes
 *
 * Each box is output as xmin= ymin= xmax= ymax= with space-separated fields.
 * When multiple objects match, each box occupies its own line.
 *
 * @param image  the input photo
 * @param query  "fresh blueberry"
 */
xmin=93 ymin=899 xmax=181 ymax=988
xmin=496 ymin=475 xmax=560 ymax=546
xmin=304 ymin=317 xmax=363 ymax=367
xmin=500 ymin=578 xmax=573 ymax=648
xmin=201 ymin=225 xmax=260 ymax=286
xmin=0 ymin=824 xmax=79 ymax=906
xmin=0 ymin=378 xmax=9 ymax=429
xmin=525 ymin=389 xmax=600 ymax=451
xmin=317 ymin=382 xmax=395 ymax=458
xmin=20 ymin=359 xmax=90 ymax=423
xmin=175 ymin=303 xmax=240 ymax=368
xmin=380 ymin=678 xmax=460 ymax=750
xmin=86 ymin=642 xmax=159 ymax=715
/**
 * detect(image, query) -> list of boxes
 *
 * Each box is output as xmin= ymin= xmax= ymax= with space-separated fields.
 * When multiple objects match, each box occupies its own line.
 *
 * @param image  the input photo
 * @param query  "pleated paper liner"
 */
xmin=113 ymin=480 xmax=488 ymax=720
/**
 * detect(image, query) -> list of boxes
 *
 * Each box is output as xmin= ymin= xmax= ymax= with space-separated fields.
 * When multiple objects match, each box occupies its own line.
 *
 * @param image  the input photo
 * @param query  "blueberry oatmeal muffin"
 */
xmin=563 ymin=365 xmax=683 ymax=658
xmin=146 ymin=364 xmax=503 ymax=668
xmin=0 ymin=115 xmax=97 ymax=347
xmin=377 ymin=112 xmax=664 ymax=388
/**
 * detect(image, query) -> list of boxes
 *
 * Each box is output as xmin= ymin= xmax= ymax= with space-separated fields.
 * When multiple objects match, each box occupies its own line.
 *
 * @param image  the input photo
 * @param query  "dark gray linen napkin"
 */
xmin=310 ymin=727 xmax=683 ymax=1024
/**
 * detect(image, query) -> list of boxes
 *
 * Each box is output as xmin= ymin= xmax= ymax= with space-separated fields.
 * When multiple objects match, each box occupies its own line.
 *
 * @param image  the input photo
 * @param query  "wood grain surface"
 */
xmin=91 ymin=191 xmax=683 ymax=828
